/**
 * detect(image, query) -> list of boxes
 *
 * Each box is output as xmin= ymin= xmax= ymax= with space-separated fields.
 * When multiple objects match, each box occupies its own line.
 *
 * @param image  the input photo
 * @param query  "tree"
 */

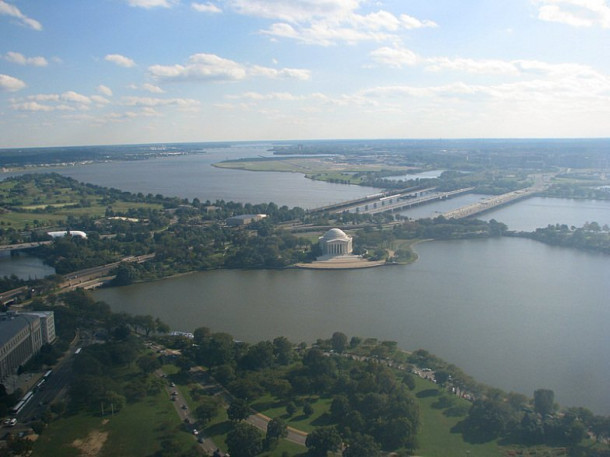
xmin=265 ymin=417 xmax=288 ymax=446
xmin=195 ymin=396 xmax=220 ymax=426
xmin=193 ymin=326 xmax=211 ymax=345
xmin=136 ymin=354 xmax=161 ymax=374
xmin=303 ymin=400 xmax=314 ymax=416
xmin=273 ymin=336 xmax=294 ymax=365
xmin=286 ymin=401 xmax=297 ymax=417
xmin=112 ymin=263 xmax=138 ymax=286
xmin=534 ymin=389 xmax=555 ymax=417
xmin=331 ymin=332 xmax=348 ymax=353
xmin=227 ymin=398 xmax=250 ymax=422
xmin=305 ymin=427 xmax=342 ymax=457
xmin=240 ymin=341 xmax=274 ymax=371
xmin=330 ymin=395 xmax=351 ymax=421
xmin=226 ymin=422 xmax=263 ymax=457
xmin=343 ymin=433 xmax=381 ymax=457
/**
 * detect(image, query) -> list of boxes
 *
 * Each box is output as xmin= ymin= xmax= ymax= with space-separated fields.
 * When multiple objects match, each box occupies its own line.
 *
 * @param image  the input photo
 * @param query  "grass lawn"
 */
xmin=34 ymin=391 xmax=197 ymax=457
xmin=412 ymin=376 xmax=503 ymax=457
xmin=251 ymin=394 xmax=333 ymax=434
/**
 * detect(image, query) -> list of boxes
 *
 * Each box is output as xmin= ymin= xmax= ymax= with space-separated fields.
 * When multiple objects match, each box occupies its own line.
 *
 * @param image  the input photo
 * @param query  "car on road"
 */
xmin=181 ymin=404 xmax=188 ymax=410
xmin=198 ymin=436 xmax=205 ymax=443
xmin=192 ymin=429 xmax=199 ymax=435
xmin=3 ymin=418 xmax=17 ymax=427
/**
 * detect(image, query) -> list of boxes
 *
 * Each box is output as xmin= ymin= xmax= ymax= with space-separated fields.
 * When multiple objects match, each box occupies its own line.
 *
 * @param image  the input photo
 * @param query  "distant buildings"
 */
xmin=226 ymin=214 xmax=267 ymax=227
xmin=319 ymin=228 xmax=353 ymax=256
xmin=0 ymin=311 xmax=56 ymax=381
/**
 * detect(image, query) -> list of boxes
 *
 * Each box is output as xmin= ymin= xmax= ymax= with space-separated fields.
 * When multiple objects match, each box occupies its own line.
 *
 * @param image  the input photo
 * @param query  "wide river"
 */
xmin=94 ymin=237 xmax=610 ymax=414
xmin=3 ymin=144 xmax=610 ymax=414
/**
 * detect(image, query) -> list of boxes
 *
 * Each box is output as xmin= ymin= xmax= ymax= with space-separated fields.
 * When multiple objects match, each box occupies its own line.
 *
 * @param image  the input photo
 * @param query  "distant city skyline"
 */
xmin=1 ymin=0 xmax=609 ymax=147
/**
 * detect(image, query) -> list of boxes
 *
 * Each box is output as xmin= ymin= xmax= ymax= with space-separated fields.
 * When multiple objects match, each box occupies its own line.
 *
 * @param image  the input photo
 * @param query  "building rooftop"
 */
xmin=0 ymin=313 xmax=39 ymax=347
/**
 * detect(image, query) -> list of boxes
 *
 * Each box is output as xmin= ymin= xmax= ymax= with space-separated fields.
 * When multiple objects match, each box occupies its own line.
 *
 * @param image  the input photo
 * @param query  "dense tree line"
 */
xmin=181 ymin=329 xmax=421 ymax=454
xmin=514 ymin=222 xmax=610 ymax=254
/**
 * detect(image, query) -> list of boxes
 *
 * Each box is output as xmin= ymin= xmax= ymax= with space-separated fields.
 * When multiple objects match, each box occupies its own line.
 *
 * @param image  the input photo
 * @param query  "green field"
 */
xmin=0 ymin=176 xmax=162 ymax=231
xmin=34 ymin=391 xmax=199 ymax=457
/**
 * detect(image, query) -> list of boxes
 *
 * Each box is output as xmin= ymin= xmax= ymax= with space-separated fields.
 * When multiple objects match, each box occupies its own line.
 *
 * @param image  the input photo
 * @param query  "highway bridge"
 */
xmin=0 ymin=254 xmax=155 ymax=305
xmin=354 ymin=187 xmax=475 ymax=215
xmin=0 ymin=240 xmax=52 ymax=253
xmin=309 ymin=187 xmax=433 ymax=214
xmin=442 ymin=187 xmax=539 ymax=219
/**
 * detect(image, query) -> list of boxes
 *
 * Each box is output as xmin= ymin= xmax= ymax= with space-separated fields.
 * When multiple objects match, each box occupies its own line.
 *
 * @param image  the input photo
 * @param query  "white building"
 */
xmin=319 ymin=228 xmax=353 ymax=256
xmin=47 ymin=230 xmax=87 ymax=239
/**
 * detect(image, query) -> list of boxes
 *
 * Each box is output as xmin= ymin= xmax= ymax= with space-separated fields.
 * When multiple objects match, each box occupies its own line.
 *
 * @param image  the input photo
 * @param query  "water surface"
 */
xmin=95 ymin=237 xmax=610 ymax=414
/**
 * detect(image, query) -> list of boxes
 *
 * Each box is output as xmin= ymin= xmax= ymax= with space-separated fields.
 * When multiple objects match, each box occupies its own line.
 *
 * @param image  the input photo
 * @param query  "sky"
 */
xmin=0 ymin=0 xmax=609 ymax=148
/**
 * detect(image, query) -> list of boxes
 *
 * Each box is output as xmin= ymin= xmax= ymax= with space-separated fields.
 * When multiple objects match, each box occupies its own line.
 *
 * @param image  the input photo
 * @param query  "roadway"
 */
xmin=354 ymin=187 xmax=475 ymax=215
xmin=1 ymin=254 xmax=155 ymax=305
xmin=441 ymin=173 xmax=554 ymax=219
xmin=0 ymin=241 xmax=52 ymax=253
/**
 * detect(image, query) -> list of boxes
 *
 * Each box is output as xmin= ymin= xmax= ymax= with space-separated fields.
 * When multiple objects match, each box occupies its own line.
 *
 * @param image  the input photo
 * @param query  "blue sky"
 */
xmin=1 ymin=0 xmax=609 ymax=147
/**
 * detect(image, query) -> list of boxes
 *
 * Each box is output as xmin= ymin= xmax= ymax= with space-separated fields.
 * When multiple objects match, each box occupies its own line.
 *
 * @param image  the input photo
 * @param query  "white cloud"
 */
xmin=226 ymin=0 xmax=436 ymax=45
xmin=227 ymin=91 xmax=304 ymax=101
xmin=105 ymin=54 xmax=136 ymax=68
xmin=97 ymin=85 xmax=113 ymax=96
xmin=370 ymin=45 xmax=419 ymax=68
xmin=191 ymin=2 xmax=221 ymax=13
xmin=249 ymin=65 xmax=311 ymax=80
xmin=149 ymin=53 xmax=311 ymax=82
xmin=10 ymin=91 xmax=99 ymax=112
xmin=126 ymin=0 xmax=176 ymax=8
xmin=142 ymin=83 xmax=165 ymax=93
xmin=425 ymin=57 xmax=521 ymax=75
xmin=11 ymin=101 xmax=54 ymax=112
xmin=0 ymin=0 xmax=42 ymax=31
xmin=5 ymin=51 xmax=48 ymax=66
xmin=0 ymin=73 xmax=26 ymax=92
xmin=226 ymin=0 xmax=360 ymax=23
xmin=91 ymin=95 xmax=111 ymax=105
xmin=399 ymin=13 xmax=438 ymax=29
xmin=122 ymin=96 xmax=201 ymax=110
xmin=535 ymin=0 xmax=610 ymax=28
xmin=61 ymin=91 xmax=91 ymax=105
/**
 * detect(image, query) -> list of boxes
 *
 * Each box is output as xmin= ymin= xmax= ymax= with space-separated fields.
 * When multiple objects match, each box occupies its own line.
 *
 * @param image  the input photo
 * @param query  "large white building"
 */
xmin=0 ymin=311 xmax=56 ymax=381
xmin=319 ymin=228 xmax=353 ymax=256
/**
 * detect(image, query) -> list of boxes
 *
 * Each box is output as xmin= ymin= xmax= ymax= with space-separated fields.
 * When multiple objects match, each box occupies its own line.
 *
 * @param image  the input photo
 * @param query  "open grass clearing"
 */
xmin=34 ymin=391 xmax=197 ymax=457
xmin=252 ymin=394 xmax=333 ymax=434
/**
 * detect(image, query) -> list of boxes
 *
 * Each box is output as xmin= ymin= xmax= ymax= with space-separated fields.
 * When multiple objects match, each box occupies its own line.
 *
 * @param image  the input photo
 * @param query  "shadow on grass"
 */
xmin=416 ymin=388 xmax=440 ymax=398
xmin=204 ymin=420 xmax=233 ymax=436
xmin=311 ymin=413 xmax=332 ymax=427
xmin=289 ymin=414 xmax=309 ymax=423
xmin=252 ymin=399 xmax=285 ymax=411
xmin=443 ymin=405 xmax=469 ymax=418
xmin=431 ymin=395 xmax=455 ymax=410
xmin=451 ymin=419 xmax=498 ymax=444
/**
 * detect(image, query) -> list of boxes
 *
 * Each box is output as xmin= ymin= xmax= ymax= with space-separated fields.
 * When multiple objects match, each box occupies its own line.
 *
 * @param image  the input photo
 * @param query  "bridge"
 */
xmin=442 ymin=187 xmax=539 ymax=219
xmin=0 ymin=241 xmax=52 ymax=253
xmin=309 ymin=187 xmax=433 ymax=214
xmin=354 ymin=188 xmax=475 ymax=215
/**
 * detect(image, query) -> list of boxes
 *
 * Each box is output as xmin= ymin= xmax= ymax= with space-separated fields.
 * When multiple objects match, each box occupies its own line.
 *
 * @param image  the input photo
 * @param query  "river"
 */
xmin=94 ymin=237 xmax=610 ymax=415
xmin=1 ymin=144 xmax=379 ymax=209
xmin=0 ymin=252 xmax=55 ymax=280
xmin=2 ymin=146 xmax=610 ymax=414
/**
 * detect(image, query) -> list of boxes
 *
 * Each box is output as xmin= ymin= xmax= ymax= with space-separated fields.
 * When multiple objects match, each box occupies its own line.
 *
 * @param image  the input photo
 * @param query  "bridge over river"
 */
xmin=309 ymin=172 xmax=553 ymax=220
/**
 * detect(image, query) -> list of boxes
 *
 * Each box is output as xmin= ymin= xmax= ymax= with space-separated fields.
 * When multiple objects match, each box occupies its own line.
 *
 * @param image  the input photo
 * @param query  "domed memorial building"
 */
xmin=319 ymin=228 xmax=353 ymax=256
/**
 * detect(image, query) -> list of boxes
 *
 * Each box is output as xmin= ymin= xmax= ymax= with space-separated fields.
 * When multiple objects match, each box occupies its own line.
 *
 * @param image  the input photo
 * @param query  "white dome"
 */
xmin=321 ymin=228 xmax=350 ymax=241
